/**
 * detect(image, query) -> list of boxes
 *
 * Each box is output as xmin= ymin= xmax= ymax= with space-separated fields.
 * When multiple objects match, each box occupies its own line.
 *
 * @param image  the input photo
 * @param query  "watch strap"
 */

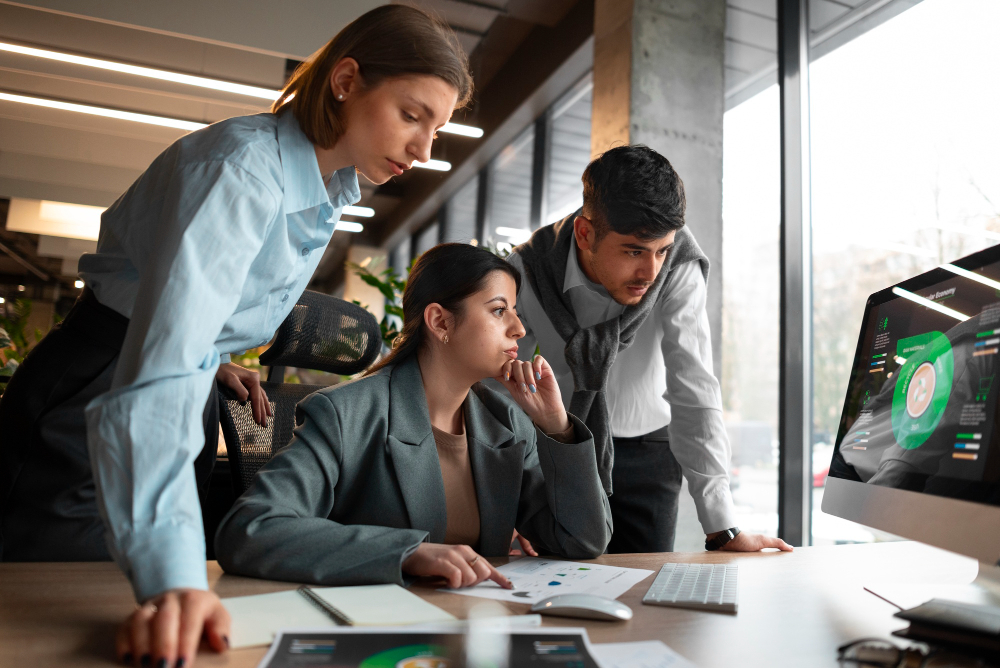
xmin=705 ymin=527 xmax=741 ymax=551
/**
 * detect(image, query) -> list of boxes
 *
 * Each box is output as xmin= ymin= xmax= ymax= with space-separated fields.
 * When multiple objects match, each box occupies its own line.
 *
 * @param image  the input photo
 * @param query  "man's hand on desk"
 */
xmin=116 ymin=589 xmax=230 ymax=667
xmin=708 ymin=531 xmax=794 ymax=552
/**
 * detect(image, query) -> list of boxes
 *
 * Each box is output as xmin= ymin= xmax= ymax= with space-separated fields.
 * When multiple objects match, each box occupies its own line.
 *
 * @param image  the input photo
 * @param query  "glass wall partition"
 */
xmin=545 ymin=73 xmax=593 ymax=225
xmin=808 ymin=0 xmax=1000 ymax=544
xmin=721 ymin=85 xmax=781 ymax=540
xmin=487 ymin=125 xmax=535 ymax=249
xmin=442 ymin=177 xmax=478 ymax=244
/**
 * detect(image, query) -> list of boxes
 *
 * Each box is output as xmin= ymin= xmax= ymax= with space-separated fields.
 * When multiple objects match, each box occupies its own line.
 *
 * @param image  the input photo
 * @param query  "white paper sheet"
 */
xmin=440 ymin=557 xmax=654 ymax=604
xmin=591 ymin=641 xmax=698 ymax=668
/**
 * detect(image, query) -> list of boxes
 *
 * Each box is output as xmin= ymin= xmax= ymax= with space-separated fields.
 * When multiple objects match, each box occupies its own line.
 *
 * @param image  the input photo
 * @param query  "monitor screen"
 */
xmin=829 ymin=246 xmax=1000 ymax=507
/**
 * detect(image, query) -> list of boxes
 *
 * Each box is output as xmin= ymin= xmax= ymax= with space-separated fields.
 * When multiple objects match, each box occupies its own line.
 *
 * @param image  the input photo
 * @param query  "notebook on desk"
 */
xmin=222 ymin=584 xmax=457 ymax=648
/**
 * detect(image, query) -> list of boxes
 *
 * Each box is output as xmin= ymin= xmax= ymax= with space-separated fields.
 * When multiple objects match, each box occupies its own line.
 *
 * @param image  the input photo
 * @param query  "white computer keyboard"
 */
xmin=642 ymin=563 xmax=739 ymax=614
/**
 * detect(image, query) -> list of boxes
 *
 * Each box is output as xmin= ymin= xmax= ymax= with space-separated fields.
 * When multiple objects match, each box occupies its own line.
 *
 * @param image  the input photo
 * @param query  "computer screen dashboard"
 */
xmin=828 ymin=244 xmax=1000 ymax=511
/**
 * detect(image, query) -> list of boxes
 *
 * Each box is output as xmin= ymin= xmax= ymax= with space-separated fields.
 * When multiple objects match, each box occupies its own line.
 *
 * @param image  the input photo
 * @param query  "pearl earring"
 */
xmin=443 ymin=335 xmax=449 ymax=344
xmin=337 ymin=94 xmax=344 ymax=100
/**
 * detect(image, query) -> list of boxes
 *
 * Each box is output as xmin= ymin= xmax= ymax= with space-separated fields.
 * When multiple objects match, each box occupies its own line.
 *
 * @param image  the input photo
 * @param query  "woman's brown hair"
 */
xmin=272 ymin=5 xmax=473 ymax=149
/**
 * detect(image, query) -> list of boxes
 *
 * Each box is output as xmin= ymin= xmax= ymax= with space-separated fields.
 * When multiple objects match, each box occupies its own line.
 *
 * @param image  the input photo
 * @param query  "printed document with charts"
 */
xmin=441 ymin=558 xmax=654 ymax=604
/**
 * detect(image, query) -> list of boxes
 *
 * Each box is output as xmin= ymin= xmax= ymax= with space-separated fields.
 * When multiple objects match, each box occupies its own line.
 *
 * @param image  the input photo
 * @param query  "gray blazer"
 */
xmin=215 ymin=356 xmax=612 ymax=586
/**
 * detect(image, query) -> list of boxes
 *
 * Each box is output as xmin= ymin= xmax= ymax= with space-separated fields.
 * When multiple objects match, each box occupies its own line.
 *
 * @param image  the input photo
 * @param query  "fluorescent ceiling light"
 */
xmin=342 ymin=205 xmax=374 ymax=218
xmin=440 ymin=122 xmax=483 ymax=138
xmin=892 ymin=286 xmax=969 ymax=321
xmin=335 ymin=221 xmax=364 ymax=233
xmin=496 ymin=226 xmax=532 ymax=243
xmin=414 ymin=159 xmax=451 ymax=172
xmin=0 ymin=91 xmax=206 ymax=131
xmin=7 ymin=198 xmax=104 ymax=241
xmin=0 ymin=41 xmax=488 ymax=140
xmin=0 ymin=41 xmax=278 ymax=100
xmin=940 ymin=263 xmax=1000 ymax=291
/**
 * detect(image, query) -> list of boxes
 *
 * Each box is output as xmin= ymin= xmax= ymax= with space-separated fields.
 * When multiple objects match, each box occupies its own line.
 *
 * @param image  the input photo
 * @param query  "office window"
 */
xmin=809 ymin=0 xmax=1000 ymax=544
xmin=545 ymin=73 xmax=593 ymax=225
xmin=721 ymin=85 xmax=781 ymax=541
xmin=390 ymin=238 xmax=411 ymax=276
xmin=443 ymin=177 xmax=478 ymax=244
xmin=488 ymin=125 xmax=534 ymax=247
xmin=413 ymin=222 xmax=440 ymax=259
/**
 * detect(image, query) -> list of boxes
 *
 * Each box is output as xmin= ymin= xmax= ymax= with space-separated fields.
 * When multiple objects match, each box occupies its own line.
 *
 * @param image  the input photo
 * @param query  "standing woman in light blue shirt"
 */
xmin=0 ymin=6 xmax=470 ymax=666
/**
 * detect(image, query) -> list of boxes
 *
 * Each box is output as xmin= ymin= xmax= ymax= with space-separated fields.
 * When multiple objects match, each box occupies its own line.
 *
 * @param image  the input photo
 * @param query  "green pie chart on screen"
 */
xmin=891 ymin=331 xmax=953 ymax=450
xmin=358 ymin=644 xmax=452 ymax=668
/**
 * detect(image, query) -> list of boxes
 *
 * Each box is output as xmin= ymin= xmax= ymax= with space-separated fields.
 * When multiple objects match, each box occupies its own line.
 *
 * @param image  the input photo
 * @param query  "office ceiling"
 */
xmin=0 ymin=0 xmax=921 ymax=294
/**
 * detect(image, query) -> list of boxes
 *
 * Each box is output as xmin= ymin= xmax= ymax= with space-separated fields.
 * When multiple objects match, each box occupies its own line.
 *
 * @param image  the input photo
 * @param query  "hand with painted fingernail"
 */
xmin=496 ymin=355 xmax=569 ymax=435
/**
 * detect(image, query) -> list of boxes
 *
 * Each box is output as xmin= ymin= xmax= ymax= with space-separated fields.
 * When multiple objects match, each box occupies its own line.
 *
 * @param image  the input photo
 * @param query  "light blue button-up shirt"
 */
xmin=78 ymin=111 xmax=360 ymax=601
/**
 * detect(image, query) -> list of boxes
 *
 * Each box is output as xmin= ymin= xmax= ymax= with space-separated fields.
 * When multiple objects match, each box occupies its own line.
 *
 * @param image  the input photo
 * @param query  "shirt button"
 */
xmin=301 ymin=247 xmax=310 ymax=256
xmin=281 ymin=294 xmax=289 ymax=303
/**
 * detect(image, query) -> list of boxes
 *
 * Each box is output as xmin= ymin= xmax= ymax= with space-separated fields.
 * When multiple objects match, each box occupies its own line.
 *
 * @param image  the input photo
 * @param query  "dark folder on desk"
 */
xmin=892 ymin=599 xmax=1000 ymax=656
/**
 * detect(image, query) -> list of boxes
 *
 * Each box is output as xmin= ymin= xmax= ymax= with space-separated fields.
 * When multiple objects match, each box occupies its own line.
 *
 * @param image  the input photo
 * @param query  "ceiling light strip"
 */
xmin=0 ymin=91 xmax=207 ymax=131
xmin=891 ymin=286 xmax=969 ymax=322
xmin=940 ymin=263 xmax=1000 ymax=291
xmin=0 ymin=41 xmax=278 ymax=100
xmin=0 ymin=41 xmax=486 ymax=138
xmin=415 ymin=159 xmax=451 ymax=171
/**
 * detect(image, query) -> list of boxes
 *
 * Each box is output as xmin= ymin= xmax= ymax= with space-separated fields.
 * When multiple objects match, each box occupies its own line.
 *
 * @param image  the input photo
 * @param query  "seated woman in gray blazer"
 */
xmin=216 ymin=243 xmax=611 ymax=589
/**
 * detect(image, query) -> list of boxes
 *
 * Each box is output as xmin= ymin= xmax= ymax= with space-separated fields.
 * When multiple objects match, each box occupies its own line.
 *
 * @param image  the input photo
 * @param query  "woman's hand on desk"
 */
xmin=403 ymin=543 xmax=515 ymax=590
xmin=116 ymin=589 xmax=230 ymax=668
xmin=216 ymin=362 xmax=272 ymax=425
xmin=714 ymin=531 xmax=794 ymax=552
xmin=497 ymin=355 xmax=570 ymax=435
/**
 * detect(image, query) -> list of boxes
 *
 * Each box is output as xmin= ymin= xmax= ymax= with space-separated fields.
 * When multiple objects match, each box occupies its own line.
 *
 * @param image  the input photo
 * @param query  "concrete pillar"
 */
xmin=592 ymin=0 xmax=726 ymax=379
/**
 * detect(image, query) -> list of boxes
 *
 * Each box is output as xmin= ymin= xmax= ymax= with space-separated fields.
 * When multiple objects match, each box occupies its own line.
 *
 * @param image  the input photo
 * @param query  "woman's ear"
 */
xmin=329 ymin=57 xmax=361 ymax=101
xmin=423 ymin=303 xmax=451 ymax=343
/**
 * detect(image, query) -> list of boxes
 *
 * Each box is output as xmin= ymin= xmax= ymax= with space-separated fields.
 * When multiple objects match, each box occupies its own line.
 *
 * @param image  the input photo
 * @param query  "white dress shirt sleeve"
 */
xmin=85 ymin=160 xmax=278 ymax=602
xmin=659 ymin=261 xmax=738 ymax=533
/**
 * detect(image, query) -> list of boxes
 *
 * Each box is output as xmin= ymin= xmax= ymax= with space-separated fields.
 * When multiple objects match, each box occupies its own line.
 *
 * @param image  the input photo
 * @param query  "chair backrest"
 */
xmin=221 ymin=291 xmax=382 ymax=496
xmin=219 ymin=381 xmax=325 ymax=496
xmin=259 ymin=289 xmax=383 ymax=376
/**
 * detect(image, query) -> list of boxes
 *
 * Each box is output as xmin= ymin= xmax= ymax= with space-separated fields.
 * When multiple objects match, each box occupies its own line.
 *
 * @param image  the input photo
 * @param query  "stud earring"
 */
xmin=443 ymin=335 xmax=449 ymax=344
xmin=337 ymin=94 xmax=344 ymax=100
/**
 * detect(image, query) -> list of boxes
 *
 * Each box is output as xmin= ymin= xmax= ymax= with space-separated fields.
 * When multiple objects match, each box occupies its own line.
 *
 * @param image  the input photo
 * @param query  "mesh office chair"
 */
xmin=219 ymin=291 xmax=383 ymax=495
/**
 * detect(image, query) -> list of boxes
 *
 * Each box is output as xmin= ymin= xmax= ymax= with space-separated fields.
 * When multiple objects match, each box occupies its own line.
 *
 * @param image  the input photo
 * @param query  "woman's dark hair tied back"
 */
xmin=366 ymin=244 xmax=521 ymax=375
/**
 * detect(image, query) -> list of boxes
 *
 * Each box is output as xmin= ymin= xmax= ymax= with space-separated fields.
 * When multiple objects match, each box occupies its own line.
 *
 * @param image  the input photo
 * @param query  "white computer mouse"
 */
xmin=530 ymin=594 xmax=633 ymax=621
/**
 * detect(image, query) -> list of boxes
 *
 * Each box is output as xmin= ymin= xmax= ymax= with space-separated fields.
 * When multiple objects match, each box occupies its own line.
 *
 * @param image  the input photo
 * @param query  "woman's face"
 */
xmin=339 ymin=74 xmax=458 ymax=185
xmin=448 ymin=271 xmax=526 ymax=381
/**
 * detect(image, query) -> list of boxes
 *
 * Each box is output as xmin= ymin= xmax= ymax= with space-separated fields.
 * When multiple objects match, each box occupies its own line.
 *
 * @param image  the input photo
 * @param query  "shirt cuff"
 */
xmin=219 ymin=353 xmax=231 ymax=364
xmin=694 ymin=488 xmax=739 ymax=535
xmin=123 ymin=523 xmax=209 ymax=602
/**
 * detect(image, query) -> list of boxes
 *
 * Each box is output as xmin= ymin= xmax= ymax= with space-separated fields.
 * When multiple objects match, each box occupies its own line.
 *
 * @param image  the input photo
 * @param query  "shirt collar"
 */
xmin=563 ymin=237 xmax=611 ymax=299
xmin=275 ymin=111 xmax=361 ymax=221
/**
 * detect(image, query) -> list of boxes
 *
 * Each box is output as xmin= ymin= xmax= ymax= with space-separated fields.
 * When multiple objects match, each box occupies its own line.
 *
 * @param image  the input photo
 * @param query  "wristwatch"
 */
xmin=705 ymin=527 xmax=740 ymax=551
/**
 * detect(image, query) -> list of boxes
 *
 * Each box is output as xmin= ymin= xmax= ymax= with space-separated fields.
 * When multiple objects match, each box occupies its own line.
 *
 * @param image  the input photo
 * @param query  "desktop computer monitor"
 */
xmin=822 ymin=244 xmax=1000 ymax=596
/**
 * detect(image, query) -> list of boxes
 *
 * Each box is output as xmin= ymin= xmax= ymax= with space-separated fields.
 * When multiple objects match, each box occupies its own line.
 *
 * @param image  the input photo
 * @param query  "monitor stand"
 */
xmin=867 ymin=560 xmax=1000 ymax=611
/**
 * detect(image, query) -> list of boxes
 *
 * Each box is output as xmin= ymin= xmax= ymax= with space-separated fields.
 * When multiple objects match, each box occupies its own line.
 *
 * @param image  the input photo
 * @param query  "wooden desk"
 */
xmin=0 ymin=542 xmax=979 ymax=667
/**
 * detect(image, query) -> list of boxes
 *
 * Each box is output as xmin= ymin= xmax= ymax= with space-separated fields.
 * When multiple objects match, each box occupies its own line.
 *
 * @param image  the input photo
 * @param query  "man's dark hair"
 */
xmin=581 ymin=145 xmax=686 ymax=241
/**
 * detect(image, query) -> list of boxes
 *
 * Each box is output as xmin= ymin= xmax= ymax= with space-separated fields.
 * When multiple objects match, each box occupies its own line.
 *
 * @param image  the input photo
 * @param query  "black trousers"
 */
xmin=0 ymin=289 xmax=217 ymax=561
xmin=606 ymin=430 xmax=683 ymax=554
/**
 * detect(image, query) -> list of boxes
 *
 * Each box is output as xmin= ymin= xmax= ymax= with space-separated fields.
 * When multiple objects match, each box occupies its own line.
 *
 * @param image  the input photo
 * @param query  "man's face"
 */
xmin=574 ymin=216 xmax=676 ymax=306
